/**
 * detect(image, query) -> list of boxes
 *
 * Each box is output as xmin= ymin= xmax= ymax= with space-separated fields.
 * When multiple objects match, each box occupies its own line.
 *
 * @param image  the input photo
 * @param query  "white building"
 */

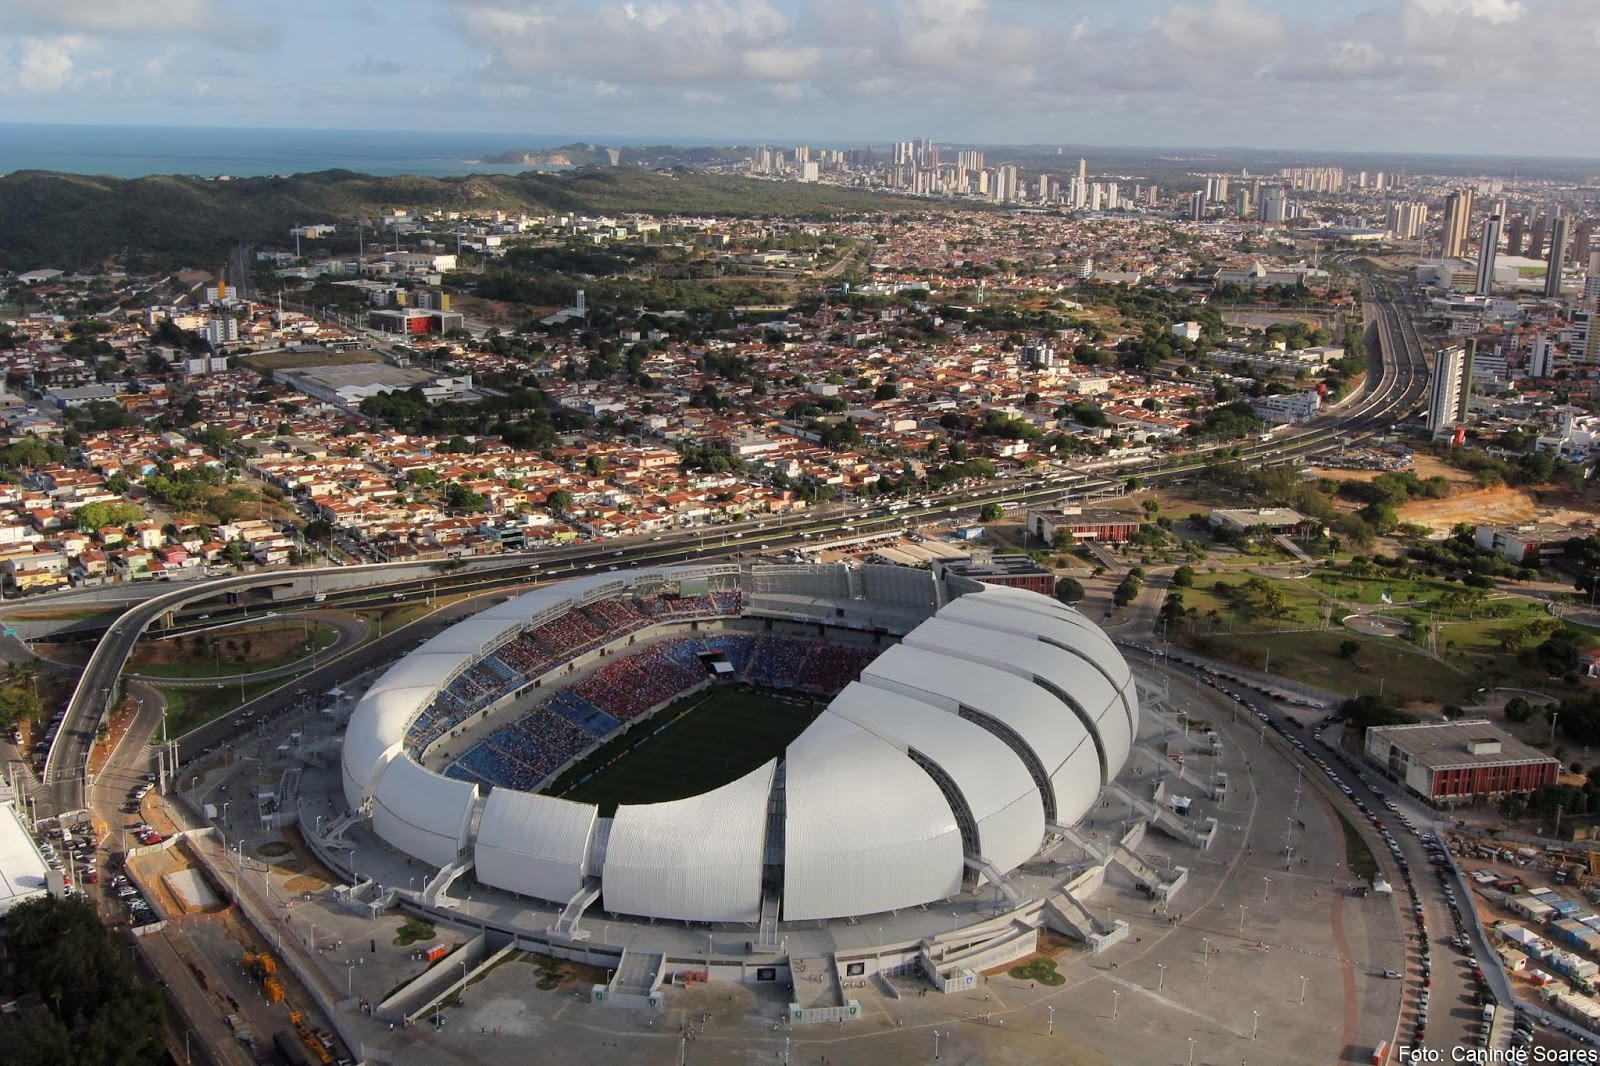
xmin=1252 ymin=390 xmax=1322 ymax=424
xmin=1428 ymin=345 xmax=1467 ymax=434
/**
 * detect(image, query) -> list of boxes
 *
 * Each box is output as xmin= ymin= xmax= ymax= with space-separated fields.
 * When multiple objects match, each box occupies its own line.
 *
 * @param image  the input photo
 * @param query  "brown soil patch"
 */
xmin=1398 ymin=485 xmax=1538 ymax=535
xmin=33 ymin=642 xmax=91 ymax=667
xmin=127 ymin=838 xmax=228 ymax=917
xmin=129 ymin=622 xmax=321 ymax=671
xmin=1310 ymin=454 xmax=1477 ymax=485
xmin=279 ymin=825 xmax=340 ymax=889
xmin=284 ymin=874 xmax=327 ymax=894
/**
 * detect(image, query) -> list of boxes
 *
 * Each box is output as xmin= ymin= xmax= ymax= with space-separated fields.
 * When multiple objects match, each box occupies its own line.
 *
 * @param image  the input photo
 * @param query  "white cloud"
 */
xmin=1 ymin=0 xmax=218 ymax=35
xmin=16 ymin=36 xmax=82 ymax=92
xmin=1413 ymin=0 xmax=1525 ymax=23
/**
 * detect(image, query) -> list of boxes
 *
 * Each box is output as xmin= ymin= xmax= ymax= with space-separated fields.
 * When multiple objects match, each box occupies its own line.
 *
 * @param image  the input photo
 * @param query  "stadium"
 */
xmin=338 ymin=561 xmax=1142 ymax=953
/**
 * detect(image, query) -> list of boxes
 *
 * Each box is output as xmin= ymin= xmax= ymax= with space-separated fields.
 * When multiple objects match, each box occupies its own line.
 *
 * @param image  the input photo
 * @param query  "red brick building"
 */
xmin=1027 ymin=508 xmax=1141 ymax=545
xmin=1364 ymin=720 xmax=1560 ymax=808
xmin=936 ymin=552 xmax=1055 ymax=597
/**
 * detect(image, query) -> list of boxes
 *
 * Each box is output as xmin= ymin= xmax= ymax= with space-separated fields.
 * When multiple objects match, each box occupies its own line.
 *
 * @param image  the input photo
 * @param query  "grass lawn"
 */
xmin=1180 ymin=572 xmax=1329 ymax=630
xmin=552 ymin=684 xmax=823 ymax=815
xmin=1337 ymin=808 xmax=1380 ymax=881
xmin=1304 ymin=570 xmax=1519 ymax=610
xmin=158 ymin=677 xmax=294 ymax=738
xmin=354 ymin=603 xmax=435 ymax=639
xmin=133 ymin=621 xmax=340 ymax=678
xmin=1195 ymin=629 xmax=1474 ymax=705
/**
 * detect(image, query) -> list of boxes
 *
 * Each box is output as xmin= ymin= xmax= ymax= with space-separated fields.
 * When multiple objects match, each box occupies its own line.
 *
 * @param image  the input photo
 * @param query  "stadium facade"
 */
xmin=340 ymin=563 xmax=1137 ymax=925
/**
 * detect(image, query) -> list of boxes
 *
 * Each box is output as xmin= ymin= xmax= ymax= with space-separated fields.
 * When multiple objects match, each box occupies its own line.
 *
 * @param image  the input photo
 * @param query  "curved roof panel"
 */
xmin=826 ymin=682 xmax=1044 ymax=876
xmin=341 ymin=685 xmax=432 ymax=809
xmin=859 ymin=644 xmax=1103 ymax=828
xmin=783 ymin=713 xmax=963 ymax=921
xmin=601 ymin=760 xmax=775 ymax=923
xmin=474 ymin=790 xmax=597 ymax=904
xmin=370 ymin=755 xmax=477 ymax=869
xmin=902 ymin=618 xmax=1131 ymax=781
xmin=419 ymin=618 xmax=527 ymax=658
xmin=942 ymin=590 xmax=1137 ymax=736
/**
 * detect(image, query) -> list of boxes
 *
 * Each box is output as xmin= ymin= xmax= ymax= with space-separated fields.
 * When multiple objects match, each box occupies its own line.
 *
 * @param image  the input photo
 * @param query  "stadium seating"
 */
xmin=434 ymin=598 xmax=879 ymax=794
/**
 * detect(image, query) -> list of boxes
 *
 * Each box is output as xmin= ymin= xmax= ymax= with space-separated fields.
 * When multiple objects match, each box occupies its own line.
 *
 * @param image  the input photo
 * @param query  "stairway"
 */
xmin=965 ymin=855 xmax=1030 ymax=909
xmin=550 ymin=878 xmax=602 ymax=939
xmin=757 ymin=892 xmax=781 ymax=950
xmin=422 ymin=856 xmax=473 ymax=906
xmin=1043 ymin=888 xmax=1111 ymax=941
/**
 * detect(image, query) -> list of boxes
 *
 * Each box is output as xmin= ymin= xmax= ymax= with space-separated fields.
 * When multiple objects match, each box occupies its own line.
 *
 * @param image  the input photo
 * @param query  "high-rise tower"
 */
xmin=1546 ymin=217 xmax=1570 ymax=298
xmin=1476 ymin=215 xmax=1501 ymax=297
xmin=1441 ymin=190 xmax=1473 ymax=259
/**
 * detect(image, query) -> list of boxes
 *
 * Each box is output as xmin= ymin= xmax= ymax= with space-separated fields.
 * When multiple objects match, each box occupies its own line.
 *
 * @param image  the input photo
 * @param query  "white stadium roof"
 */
xmin=475 ymin=790 xmax=598 ymax=904
xmin=943 ymin=588 xmax=1138 ymax=735
xmin=602 ymin=760 xmax=775 ymax=923
xmin=826 ymin=682 xmax=1045 ymax=880
xmin=370 ymin=752 xmax=477 ymax=869
xmin=783 ymin=714 xmax=964 ymax=921
xmin=859 ymin=644 xmax=1103 ymax=828
xmin=901 ymin=617 xmax=1132 ymax=782
xmin=340 ymin=565 xmax=1134 ymax=923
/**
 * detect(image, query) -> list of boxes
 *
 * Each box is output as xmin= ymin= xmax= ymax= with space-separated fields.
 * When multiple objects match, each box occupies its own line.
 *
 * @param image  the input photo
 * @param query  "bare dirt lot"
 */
xmin=1310 ymin=454 xmax=1478 ymax=485
xmin=129 ymin=620 xmax=331 ymax=673
xmin=238 ymin=349 xmax=385 ymax=372
xmin=1399 ymin=486 xmax=1540 ymax=534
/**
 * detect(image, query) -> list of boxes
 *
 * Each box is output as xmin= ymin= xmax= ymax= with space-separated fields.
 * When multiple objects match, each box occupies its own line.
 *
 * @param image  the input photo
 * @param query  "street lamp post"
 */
xmin=1112 ymin=989 xmax=1119 ymax=1019
xmin=1202 ymin=937 xmax=1210 ymax=967
xmin=1157 ymin=962 xmax=1166 ymax=991
xmin=1263 ymin=876 xmax=1271 ymax=902
xmin=1300 ymin=975 xmax=1307 ymax=1005
xmin=933 ymin=1030 xmax=943 ymax=1062
xmin=1238 ymin=905 xmax=1246 ymax=934
xmin=1047 ymin=1005 xmax=1054 ymax=1036
xmin=1252 ymin=1009 xmax=1260 ymax=1040
xmin=1187 ymin=1036 xmax=1196 ymax=1066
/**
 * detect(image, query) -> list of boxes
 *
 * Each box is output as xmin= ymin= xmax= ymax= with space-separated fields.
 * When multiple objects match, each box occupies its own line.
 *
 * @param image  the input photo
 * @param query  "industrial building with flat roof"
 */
xmin=0 ymin=797 xmax=49 ymax=915
xmin=1363 ymin=719 xmax=1560 ymax=807
xmin=1027 ymin=508 xmax=1141 ymax=545
xmin=1207 ymin=508 xmax=1313 ymax=535
xmin=932 ymin=551 xmax=1056 ymax=596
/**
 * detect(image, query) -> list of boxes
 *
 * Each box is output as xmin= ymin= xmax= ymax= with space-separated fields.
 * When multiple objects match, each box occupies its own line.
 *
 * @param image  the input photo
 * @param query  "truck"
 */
xmin=273 ymin=1029 xmax=316 ymax=1066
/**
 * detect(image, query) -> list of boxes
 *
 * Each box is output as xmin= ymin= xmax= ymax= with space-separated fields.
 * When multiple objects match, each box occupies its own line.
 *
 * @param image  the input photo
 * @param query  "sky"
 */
xmin=0 ymin=0 xmax=1594 ymax=156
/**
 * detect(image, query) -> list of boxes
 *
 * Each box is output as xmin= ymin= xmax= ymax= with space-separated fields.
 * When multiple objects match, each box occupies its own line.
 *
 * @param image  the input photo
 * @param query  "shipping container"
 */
xmin=425 ymin=944 xmax=448 ymax=963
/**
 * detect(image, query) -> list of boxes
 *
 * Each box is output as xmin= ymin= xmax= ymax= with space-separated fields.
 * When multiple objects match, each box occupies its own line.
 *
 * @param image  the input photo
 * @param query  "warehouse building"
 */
xmin=1363 ymin=719 xmax=1560 ymax=808
xmin=1027 ymin=508 xmax=1140 ymax=545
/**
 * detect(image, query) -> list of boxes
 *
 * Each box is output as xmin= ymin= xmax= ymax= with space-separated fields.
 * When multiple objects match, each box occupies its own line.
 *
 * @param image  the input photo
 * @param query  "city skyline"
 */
xmin=0 ymin=0 xmax=1596 ymax=157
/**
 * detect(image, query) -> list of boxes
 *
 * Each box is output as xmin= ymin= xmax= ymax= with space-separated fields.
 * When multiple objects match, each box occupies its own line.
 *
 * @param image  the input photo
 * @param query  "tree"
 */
xmin=1158 ymin=590 xmax=1186 ymax=632
xmin=1504 ymin=696 xmax=1534 ymax=723
xmin=1171 ymin=565 xmax=1196 ymax=588
xmin=0 ymin=685 xmax=42 ymax=729
xmin=1339 ymin=639 xmax=1361 ymax=661
xmin=979 ymin=503 xmax=1004 ymax=522
xmin=1113 ymin=574 xmax=1143 ymax=607
xmin=72 ymin=501 xmax=144 ymax=533
xmin=545 ymin=489 xmax=573 ymax=513
xmin=0 ymin=894 xmax=166 ymax=1065
xmin=1054 ymin=577 xmax=1085 ymax=604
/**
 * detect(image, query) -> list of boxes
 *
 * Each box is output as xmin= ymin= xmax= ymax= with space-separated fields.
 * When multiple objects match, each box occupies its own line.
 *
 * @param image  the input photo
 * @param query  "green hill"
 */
xmin=0 ymin=167 xmax=914 ymax=272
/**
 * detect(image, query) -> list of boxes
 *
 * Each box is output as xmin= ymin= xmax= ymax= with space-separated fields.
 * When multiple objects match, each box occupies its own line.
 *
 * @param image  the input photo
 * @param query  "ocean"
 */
xmin=0 ymin=124 xmax=578 ymax=179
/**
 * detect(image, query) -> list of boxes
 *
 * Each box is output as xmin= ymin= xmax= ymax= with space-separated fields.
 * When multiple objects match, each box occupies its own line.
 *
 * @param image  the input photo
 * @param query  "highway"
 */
xmin=36 ymin=280 xmax=1431 ymax=820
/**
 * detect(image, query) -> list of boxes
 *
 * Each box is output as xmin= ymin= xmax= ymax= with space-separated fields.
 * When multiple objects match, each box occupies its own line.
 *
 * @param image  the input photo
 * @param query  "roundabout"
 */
xmin=1342 ymin=613 xmax=1409 ymax=639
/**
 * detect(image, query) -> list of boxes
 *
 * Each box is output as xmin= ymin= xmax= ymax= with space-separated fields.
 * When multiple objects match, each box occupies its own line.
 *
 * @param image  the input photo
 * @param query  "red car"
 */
xmin=85 ymin=870 xmax=99 ymax=884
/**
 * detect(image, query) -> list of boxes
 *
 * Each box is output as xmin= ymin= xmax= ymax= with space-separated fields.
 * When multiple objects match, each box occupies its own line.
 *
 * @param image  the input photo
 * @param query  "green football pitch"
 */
xmin=551 ymin=685 xmax=823 ymax=815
